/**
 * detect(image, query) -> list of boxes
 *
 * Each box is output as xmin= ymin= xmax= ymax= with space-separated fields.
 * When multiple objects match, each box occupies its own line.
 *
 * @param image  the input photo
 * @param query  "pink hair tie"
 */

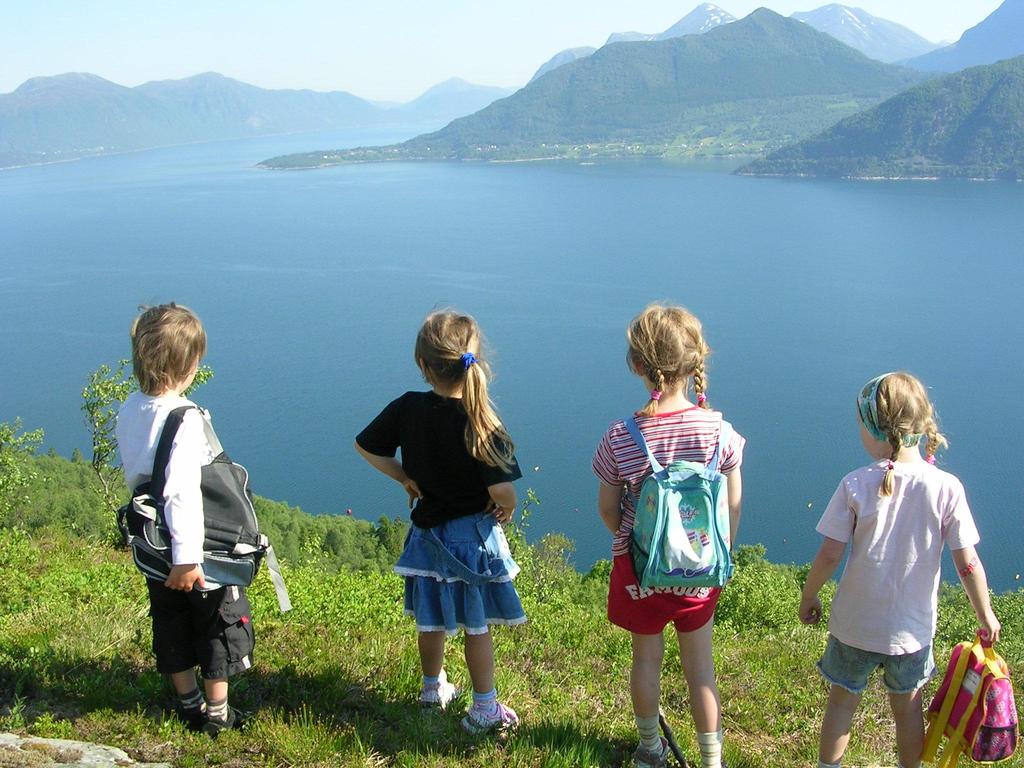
xmin=650 ymin=390 xmax=662 ymax=402
xmin=926 ymin=455 xmax=937 ymax=465
xmin=697 ymin=393 xmax=707 ymax=405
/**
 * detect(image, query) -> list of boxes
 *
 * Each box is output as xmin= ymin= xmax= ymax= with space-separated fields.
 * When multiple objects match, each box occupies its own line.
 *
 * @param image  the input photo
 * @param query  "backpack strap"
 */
xmin=148 ymin=405 xmax=196 ymax=503
xmin=624 ymin=417 xmax=664 ymax=475
xmin=148 ymin=405 xmax=224 ymax=501
xmin=710 ymin=419 xmax=732 ymax=474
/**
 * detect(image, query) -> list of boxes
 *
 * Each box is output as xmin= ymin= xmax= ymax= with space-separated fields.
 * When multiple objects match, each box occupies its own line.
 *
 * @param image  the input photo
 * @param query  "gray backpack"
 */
xmin=117 ymin=406 xmax=291 ymax=611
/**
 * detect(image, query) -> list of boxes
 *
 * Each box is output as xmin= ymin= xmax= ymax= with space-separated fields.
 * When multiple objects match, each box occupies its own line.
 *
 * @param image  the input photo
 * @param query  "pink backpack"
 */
xmin=923 ymin=635 xmax=1018 ymax=766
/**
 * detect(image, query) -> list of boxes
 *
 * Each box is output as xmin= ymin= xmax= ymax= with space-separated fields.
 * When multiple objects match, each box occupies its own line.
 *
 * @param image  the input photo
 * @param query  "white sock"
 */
xmin=697 ymin=729 xmax=723 ymax=768
xmin=635 ymin=714 xmax=661 ymax=751
xmin=207 ymin=696 xmax=229 ymax=722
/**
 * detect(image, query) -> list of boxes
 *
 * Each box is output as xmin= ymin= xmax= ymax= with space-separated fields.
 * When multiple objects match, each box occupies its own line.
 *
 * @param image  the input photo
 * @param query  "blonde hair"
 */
xmin=875 ymin=372 xmax=948 ymax=496
xmin=414 ymin=310 xmax=515 ymax=472
xmin=130 ymin=303 xmax=206 ymax=396
xmin=627 ymin=303 xmax=711 ymax=417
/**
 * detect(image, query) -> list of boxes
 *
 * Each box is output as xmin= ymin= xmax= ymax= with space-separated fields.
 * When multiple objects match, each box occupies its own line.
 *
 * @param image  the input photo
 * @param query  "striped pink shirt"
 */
xmin=593 ymin=407 xmax=745 ymax=557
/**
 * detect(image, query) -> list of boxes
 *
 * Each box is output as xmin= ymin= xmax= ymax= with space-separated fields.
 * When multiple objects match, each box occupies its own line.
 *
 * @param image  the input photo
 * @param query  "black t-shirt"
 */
xmin=356 ymin=391 xmax=522 ymax=528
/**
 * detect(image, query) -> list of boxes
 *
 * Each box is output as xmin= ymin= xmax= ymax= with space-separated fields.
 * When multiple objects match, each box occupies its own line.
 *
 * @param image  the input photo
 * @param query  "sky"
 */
xmin=0 ymin=1 xmax=1006 ymax=101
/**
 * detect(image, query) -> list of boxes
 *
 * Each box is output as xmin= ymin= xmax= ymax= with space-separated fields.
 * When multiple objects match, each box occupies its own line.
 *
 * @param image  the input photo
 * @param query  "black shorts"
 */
xmin=147 ymin=580 xmax=255 ymax=679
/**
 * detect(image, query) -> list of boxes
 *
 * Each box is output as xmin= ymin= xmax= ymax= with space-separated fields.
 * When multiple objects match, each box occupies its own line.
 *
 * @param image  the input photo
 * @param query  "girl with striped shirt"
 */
xmin=592 ymin=304 xmax=745 ymax=768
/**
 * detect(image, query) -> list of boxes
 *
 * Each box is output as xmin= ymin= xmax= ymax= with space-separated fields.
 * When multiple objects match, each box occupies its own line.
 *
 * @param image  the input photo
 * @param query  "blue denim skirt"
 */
xmin=395 ymin=511 xmax=526 ymax=636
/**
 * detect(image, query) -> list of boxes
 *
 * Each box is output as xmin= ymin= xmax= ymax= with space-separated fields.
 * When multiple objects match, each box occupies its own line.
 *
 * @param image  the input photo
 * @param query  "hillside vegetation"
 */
xmin=260 ymin=10 xmax=924 ymax=169
xmin=1 ymin=453 xmax=1022 ymax=766
xmin=741 ymin=56 xmax=1024 ymax=179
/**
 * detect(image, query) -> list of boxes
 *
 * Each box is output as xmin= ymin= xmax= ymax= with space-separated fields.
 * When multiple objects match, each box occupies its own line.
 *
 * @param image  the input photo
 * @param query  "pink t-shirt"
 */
xmin=592 ymin=408 xmax=745 ymax=557
xmin=817 ymin=460 xmax=980 ymax=654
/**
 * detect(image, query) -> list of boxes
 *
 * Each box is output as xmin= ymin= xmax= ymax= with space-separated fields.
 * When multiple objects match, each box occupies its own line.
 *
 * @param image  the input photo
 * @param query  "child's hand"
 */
xmin=978 ymin=611 xmax=1002 ymax=645
xmin=402 ymin=479 xmax=422 ymax=509
xmin=799 ymin=593 xmax=822 ymax=625
xmin=165 ymin=563 xmax=206 ymax=592
xmin=487 ymin=501 xmax=515 ymax=524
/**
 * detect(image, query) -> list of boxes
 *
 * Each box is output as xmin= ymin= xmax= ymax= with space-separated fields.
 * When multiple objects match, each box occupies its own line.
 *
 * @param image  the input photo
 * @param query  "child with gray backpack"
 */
xmin=592 ymin=303 xmax=745 ymax=768
xmin=116 ymin=303 xmax=254 ymax=737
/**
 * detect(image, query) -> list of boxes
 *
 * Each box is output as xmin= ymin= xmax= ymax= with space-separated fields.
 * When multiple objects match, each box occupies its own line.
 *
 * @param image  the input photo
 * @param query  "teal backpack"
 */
xmin=625 ymin=416 xmax=734 ymax=589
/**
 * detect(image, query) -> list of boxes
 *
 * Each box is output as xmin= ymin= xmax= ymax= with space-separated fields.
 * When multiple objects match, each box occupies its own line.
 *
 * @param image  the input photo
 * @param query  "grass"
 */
xmin=0 ymin=527 xmax=1021 ymax=767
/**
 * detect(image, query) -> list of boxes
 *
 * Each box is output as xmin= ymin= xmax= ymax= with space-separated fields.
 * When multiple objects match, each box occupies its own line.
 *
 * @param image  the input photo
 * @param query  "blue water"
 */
xmin=2 ymin=129 xmax=1023 ymax=590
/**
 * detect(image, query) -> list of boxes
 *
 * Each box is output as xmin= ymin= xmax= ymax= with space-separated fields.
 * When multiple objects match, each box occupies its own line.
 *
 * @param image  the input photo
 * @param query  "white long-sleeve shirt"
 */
xmin=116 ymin=391 xmax=215 ymax=565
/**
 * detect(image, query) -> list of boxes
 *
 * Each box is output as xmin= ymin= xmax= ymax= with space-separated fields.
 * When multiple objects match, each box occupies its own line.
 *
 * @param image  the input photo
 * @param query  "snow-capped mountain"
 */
xmin=791 ymin=4 xmax=939 ymax=63
xmin=657 ymin=3 xmax=737 ymax=39
xmin=606 ymin=4 xmax=735 ymax=45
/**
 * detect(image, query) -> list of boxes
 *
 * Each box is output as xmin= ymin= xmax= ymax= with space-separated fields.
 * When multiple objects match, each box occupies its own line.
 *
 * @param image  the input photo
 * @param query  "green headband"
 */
xmin=857 ymin=373 xmax=921 ymax=448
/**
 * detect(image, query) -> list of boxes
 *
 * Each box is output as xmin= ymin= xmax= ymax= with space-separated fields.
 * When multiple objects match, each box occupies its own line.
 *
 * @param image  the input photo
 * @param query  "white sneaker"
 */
xmin=419 ymin=669 xmax=460 ymax=710
xmin=461 ymin=701 xmax=519 ymax=734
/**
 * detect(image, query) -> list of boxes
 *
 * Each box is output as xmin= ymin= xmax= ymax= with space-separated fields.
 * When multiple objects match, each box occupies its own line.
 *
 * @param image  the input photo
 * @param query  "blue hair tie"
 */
xmin=461 ymin=352 xmax=477 ymax=370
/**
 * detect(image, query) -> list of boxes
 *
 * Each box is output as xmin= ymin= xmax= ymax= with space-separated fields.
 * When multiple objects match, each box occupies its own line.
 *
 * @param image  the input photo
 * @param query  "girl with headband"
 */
xmin=356 ymin=310 xmax=525 ymax=734
xmin=800 ymin=372 xmax=1001 ymax=768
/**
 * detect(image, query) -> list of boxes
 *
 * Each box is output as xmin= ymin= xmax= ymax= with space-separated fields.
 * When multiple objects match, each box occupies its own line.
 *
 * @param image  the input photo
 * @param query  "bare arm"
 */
xmin=487 ymin=482 xmax=517 ymax=524
xmin=952 ymin=546 xmax=1001 ymax=644
xmin=597 ymin=482 xmax=624 ymax=534
xmin=799 ymin=536 xmax=847 ymax=624
xmin=726 ymin=468 xmax=743 ymax=546
xmin=354 ymin=441 xmax=421 ymax=509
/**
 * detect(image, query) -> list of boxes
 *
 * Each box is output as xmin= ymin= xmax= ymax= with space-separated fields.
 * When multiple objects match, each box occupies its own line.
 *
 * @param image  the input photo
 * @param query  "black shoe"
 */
xmin=172 ymin=704 xmax=208 ymax=733
xmin=201 ymin=706 xmax=246 ymax=738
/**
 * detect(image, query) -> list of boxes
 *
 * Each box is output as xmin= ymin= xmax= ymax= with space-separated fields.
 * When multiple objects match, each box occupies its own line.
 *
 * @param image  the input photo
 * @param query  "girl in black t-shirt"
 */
xmin=356 ymin=310 xmax=525 ymax=734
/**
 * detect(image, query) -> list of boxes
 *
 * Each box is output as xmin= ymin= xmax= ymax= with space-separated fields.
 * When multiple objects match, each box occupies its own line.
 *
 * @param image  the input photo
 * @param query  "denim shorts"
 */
xmin=817 ymin=635 xmax=935 ymax=694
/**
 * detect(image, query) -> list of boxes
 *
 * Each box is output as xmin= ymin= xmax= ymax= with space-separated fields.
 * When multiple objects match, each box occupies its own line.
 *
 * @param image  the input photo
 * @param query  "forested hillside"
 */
xmin=741 ymin=56 xmax=1024 ymax=179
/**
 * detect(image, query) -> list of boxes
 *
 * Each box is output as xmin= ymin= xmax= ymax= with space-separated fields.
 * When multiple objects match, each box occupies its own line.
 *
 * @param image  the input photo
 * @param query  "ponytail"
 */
xmin=693 ymin=359 xmax=710 ymax=410
xmin=462 ymin=361 xmax=516 ymax=472
xmin=924 ymin=420 xmax=948 ymax=465
xmin=638 ymin=368 xmax=667 ymax=417
xmin=881 ymin=434 xmax=901 ymax=497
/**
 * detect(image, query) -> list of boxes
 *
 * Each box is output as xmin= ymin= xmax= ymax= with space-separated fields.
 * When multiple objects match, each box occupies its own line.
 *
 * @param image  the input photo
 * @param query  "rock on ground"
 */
xmin=0 ymin=733 xmax=170 ymax=768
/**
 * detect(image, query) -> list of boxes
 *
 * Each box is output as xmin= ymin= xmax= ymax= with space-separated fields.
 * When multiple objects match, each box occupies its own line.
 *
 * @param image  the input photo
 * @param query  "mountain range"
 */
xmin=530 ymin=3 xmax=938 ymax=85
xmin=740 ymin=55 xmax=1024 ymax=180
xmin=263 ymin=10 xmax=924 ymax=168
xmin=907 ymin=0 xmax=1024 ymax=72
xmin=0 ymin=73 xmax=512 ymax=169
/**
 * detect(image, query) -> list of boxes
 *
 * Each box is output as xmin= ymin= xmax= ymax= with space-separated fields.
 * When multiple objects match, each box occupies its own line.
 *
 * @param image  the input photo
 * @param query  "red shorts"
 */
xmin=607 ymin=553 xmax=720 ymax=635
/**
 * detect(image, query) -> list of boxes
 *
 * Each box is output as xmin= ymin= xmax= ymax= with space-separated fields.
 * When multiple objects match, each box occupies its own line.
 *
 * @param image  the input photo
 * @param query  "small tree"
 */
xmin=81 ymin=360 xmax=134 ymax=514
xmin=81 ymin=359 xmax=212 ymax=514
xmin=0 ymin=419 xmax=44 ymax=527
